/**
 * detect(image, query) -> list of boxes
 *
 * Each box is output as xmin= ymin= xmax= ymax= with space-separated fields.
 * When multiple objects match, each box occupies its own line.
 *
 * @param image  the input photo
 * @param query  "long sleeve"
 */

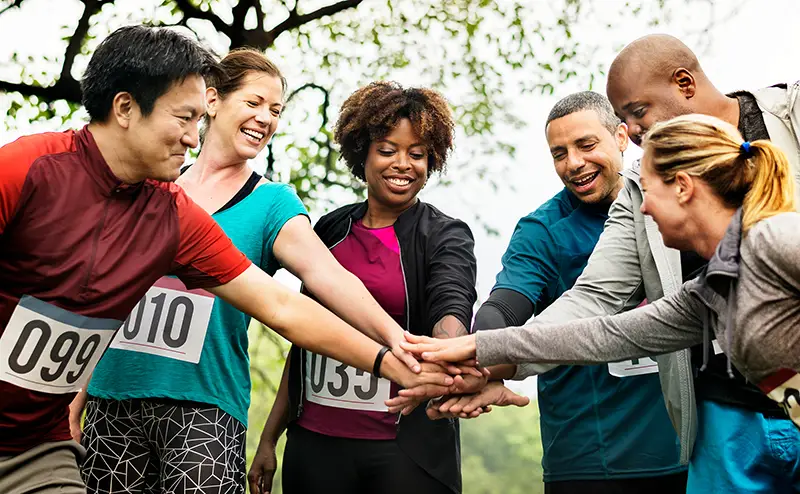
xmin=477 ymin=284 xmax=705 ymax=367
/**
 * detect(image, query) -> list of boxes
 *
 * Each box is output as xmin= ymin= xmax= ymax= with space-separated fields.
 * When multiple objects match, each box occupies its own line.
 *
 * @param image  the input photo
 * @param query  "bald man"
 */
xmin=602 ymin=35 xmax=800 ymax=494
xmin=493 ymin=35 xmax=800 ymax=494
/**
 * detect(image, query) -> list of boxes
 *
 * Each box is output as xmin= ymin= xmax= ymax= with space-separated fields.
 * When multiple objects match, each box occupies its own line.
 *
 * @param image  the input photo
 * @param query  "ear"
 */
xmin=674 ymin=171 xmax=695 ymax=204
xmin=672 ymin=68 xmax=696 ymax=100
xmin=615 ymin=123 xmax=629 ymax=152
xmin=111 ymin=92 xmax=135 ymax=129
xmin=205 ymin=87 xmax=219 ymax=118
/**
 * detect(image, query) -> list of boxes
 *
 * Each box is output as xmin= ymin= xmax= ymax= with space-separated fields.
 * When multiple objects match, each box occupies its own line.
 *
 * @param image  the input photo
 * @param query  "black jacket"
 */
xmin=287 ymin=200 xmax=477 ymax=493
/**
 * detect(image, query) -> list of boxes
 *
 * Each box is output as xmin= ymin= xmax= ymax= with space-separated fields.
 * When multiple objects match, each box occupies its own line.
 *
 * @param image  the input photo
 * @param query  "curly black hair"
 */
xmin=333 ymin=81 xmax=455 ymax=181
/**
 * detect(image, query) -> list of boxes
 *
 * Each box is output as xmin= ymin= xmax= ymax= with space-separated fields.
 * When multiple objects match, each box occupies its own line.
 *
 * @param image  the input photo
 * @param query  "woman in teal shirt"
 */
xmin=74 ymin=49 xmax=431 ymax=494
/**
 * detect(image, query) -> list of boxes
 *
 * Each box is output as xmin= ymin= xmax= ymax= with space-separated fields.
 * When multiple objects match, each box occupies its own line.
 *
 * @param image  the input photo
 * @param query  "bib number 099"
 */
xmin=0 ymin=296 xmax=119 ymax=394
xmin=8 ymin=320 xmax=101 ymax=384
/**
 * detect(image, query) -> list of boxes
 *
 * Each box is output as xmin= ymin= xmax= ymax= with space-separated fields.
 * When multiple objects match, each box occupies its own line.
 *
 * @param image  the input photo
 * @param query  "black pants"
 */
xmin=545 ymin=471 xmax=688 ymax=494
xmin=282 ymin=424 xmax=453 ymax=494
xmin=81 ymin=397 xmax=246 ymax=494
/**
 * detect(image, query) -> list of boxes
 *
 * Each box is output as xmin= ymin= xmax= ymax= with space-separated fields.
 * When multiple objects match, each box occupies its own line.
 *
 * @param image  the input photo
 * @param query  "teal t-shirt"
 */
xmin=494 ymin=188 xmax=684 ymax=482
xmin=88 ymin=182 xmax=308 ymax=426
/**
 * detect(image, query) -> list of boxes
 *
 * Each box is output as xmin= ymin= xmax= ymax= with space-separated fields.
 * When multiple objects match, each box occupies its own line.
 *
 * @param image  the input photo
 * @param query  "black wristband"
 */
xmin=373 ymin=346 xmax=392 ymax=378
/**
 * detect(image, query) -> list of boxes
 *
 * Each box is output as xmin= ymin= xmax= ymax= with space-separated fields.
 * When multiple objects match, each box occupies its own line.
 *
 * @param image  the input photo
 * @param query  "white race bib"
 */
xmin=0 ymin=296 xmax=121 ymax=394
xmin=109 ymin=277 xmax=214 ymax=364
xmin=304 ymin=350 xmax=391 ymax=412
xmin=608 ymin=357 xmax=659 ymax=378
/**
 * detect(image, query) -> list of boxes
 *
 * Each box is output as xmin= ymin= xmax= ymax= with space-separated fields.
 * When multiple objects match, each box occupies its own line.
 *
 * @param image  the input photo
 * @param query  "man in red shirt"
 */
xmin=0 ymin=25 xmax=451 ymax=494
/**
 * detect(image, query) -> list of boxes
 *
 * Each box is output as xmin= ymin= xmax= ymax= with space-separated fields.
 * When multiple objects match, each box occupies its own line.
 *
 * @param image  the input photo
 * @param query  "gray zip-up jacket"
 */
xmin=499 ymin=82 xmax=800 ymax=465
xmin=476 ymin=209 xmax=800 ymax=425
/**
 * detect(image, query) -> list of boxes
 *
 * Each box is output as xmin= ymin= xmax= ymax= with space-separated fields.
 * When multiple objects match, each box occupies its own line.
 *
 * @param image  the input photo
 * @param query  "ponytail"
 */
xmin=741 ymin=140 xmax=796 ymax=232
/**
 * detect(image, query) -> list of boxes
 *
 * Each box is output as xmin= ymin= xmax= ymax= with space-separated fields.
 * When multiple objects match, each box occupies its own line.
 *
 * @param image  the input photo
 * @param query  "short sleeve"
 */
xmin=259 ymin=183 xmax=309 ymax=274
xmin=493 ymin=214 xmax=560 ymax=313
xmin=170 ymin=185 xmax=251 ymax=288
xmin=0 ymin=132 xmax=74 ymax=234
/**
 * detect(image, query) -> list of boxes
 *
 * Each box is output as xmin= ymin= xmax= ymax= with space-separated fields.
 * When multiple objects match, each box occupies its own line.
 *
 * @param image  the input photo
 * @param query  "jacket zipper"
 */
xmin=395 ymin=238 xmax=411 ymax=429
xmin=624 ymin=167 xmax=695 ymax=465
xmin=297 ymin=217 xmax=354 ymax=418
xmin=79 ymin=196 xmax=111 ymax=299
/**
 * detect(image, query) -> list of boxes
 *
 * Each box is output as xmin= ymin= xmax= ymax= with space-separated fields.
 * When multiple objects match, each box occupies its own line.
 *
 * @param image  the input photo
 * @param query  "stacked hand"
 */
xmin=385 ymin=332 xmax=529 ymax=419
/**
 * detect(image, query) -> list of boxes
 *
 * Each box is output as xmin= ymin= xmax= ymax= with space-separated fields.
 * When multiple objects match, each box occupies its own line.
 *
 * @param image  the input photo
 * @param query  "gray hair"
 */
xmin=545 ymin=91 xmax=620 ymax=135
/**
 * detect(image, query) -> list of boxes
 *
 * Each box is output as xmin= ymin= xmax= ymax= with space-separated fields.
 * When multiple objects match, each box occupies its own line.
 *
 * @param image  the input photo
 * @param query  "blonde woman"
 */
xmin=401 ymin=113 xmax=800 ymax=425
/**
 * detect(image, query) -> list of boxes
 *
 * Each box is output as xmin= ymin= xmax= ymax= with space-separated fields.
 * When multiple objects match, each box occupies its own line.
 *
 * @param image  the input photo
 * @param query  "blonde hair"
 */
xmin=642 ymin=113 xmax=796 ymax=232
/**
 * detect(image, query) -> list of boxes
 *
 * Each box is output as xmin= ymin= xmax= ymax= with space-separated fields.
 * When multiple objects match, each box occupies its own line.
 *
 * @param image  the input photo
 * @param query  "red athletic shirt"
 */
xmin=0 ymin=127 xmax=251 ymax=454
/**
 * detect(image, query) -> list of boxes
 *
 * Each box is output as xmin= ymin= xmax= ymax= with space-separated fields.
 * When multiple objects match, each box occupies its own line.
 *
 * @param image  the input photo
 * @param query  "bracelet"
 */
xmin=372 ymin=346 xmax=392 ymax=378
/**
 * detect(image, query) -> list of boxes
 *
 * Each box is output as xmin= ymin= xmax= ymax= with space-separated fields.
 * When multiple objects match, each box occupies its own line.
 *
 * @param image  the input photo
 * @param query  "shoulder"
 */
xmin=315 ymin=202 xmax=362 ymax=234
xmin=415 ymin=201 xmax=474 ymax=239
xmin=0 ymin=130 xmax=76 ymax=176
xmin=524 ymin=188 xmax=576 ymax=226
xmin=252 ymin=181 xmax=307 ymax=209
xmin=745 ymin=212 xmax=800 ymax=256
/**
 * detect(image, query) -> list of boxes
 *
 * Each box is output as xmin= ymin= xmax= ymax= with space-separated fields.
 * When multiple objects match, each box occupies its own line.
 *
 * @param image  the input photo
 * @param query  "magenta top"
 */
xmin=297 ymin=220 xmax=406 ymax=440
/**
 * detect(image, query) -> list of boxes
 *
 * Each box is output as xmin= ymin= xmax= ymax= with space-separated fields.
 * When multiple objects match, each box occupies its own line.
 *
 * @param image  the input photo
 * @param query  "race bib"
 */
xmin=109 ymin=277 xmax=214 ymax=364
xmin=608 ymin=357 xmax=659 ymax=377
xmin=304 ymin=350 xmax=391 ymax=412
xmin=0 ymin=296 xmax=121 ymax=394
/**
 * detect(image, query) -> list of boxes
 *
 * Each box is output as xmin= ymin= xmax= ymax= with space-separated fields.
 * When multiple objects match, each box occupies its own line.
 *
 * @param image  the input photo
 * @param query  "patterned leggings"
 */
xmin=81 ymin=397 xmax=246 ymax=494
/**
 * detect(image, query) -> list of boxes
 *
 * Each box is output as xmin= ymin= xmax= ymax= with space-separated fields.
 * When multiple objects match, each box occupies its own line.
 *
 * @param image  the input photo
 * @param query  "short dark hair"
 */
xmin=546 ymin=91 xmax=620 ymax=135
xmin=334 ymin=81 xmax=455 ymax=180
xmin=81 ymin=25 xmax=218 ymax=122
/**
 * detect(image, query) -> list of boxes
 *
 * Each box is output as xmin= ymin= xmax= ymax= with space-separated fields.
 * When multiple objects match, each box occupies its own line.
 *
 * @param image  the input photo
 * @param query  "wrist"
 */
xmin=379 ymin=352 xmax=407 ymax=386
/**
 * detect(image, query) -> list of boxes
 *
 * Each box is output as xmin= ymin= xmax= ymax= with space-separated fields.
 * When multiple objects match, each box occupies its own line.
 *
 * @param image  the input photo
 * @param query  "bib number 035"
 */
xmin=0 ymin=296 xmax=120 ymax=394
xmin=304 ymin=351 xmax=391 ymax=412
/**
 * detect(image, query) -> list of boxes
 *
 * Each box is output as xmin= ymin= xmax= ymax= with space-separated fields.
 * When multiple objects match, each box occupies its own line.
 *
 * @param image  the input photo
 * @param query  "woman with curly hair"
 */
xmin=249 ymin=82 xmax=480 ymax=494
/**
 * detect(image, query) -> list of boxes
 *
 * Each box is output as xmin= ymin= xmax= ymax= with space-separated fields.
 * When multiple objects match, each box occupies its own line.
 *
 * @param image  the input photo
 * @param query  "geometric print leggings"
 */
xmin=81 ymin=397 xmax=246 ymax=494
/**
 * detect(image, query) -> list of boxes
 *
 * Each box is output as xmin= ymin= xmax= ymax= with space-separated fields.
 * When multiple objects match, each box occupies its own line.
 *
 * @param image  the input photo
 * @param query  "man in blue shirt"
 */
xmin=472 ymin=91 xmax=687 ymax=493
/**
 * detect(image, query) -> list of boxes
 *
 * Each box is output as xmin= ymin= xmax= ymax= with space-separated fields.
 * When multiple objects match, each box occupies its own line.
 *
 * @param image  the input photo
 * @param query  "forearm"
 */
xmin=476 ymin=297 xmax=704 ymax=366
xmin=259 ymin=355 xmax=293 ymax=445
xmin=473 ymin=290 xmax=535 ymax=380
xmin=212 ymin=266 xmax=408 ymax=383
xmin=304 ymin=267 xmax=403 ymax=347
xmin=432 ymin=314 xmax=469 ymax=339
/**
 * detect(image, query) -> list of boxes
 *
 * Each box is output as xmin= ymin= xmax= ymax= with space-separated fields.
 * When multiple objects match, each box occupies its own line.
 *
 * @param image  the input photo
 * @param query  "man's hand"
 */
xmin=248 ymin=438 xmax=278 ymax=494
xmin=400 ymin=332 xmax=477 ymax=364
xmin=429 ymin=381 xmax=530 ymax=419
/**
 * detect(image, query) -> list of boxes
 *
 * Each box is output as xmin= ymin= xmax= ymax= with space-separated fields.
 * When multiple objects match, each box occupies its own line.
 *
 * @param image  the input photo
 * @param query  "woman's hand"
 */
xmin=400 ymin=332 xmax=478 ymax=364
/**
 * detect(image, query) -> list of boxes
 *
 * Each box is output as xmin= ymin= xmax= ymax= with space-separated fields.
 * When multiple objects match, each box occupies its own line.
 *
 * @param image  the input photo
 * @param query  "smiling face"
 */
xmin=206 ymin=71 xmax=284 ymax=161
xmin=639 ymin=151 xmax=693 ymax=251
xmin=124 ymin=74 xmax=206 ymax=182
xmin=364 ymin=118 xmax=428 ymax=212
xmin=546 ymin=109 xmax=628 ymax=205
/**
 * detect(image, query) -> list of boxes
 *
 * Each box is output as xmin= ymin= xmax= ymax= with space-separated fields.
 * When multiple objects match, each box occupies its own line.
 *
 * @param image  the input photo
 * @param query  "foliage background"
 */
xmin=3 ymin=0 xmax=789 ymax=492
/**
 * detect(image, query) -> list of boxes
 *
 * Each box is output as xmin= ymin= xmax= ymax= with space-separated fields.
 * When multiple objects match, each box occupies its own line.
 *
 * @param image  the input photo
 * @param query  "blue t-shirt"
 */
xmin=494 ymin=188 xmax=684 ymax=482
xmin=88 ymin=183 xmax=308 ymax=426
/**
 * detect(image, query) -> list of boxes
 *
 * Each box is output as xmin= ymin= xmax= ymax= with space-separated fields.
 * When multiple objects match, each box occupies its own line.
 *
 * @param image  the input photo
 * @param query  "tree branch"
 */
xmin=173 ymin=0 xmax=234 ymax=39
xmin=250 ymin=0 xmax=363 ymax=48
xmin=0 ymin=79 xmax=81 ymax=103
xmin=0 ymin=0 xmax=25 ymax=17
xmin=61 ymin=0 xmax=109 ymax=82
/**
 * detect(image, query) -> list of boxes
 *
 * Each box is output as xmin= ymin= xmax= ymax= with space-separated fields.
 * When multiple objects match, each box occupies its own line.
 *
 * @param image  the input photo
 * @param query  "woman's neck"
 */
xmin=361 ymin=196 xmax=416 ymax=228
xmin=690 ymin=205 xmax=738 ymax=260
xmin=184 ymin=133 xmax=250 ymax=186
